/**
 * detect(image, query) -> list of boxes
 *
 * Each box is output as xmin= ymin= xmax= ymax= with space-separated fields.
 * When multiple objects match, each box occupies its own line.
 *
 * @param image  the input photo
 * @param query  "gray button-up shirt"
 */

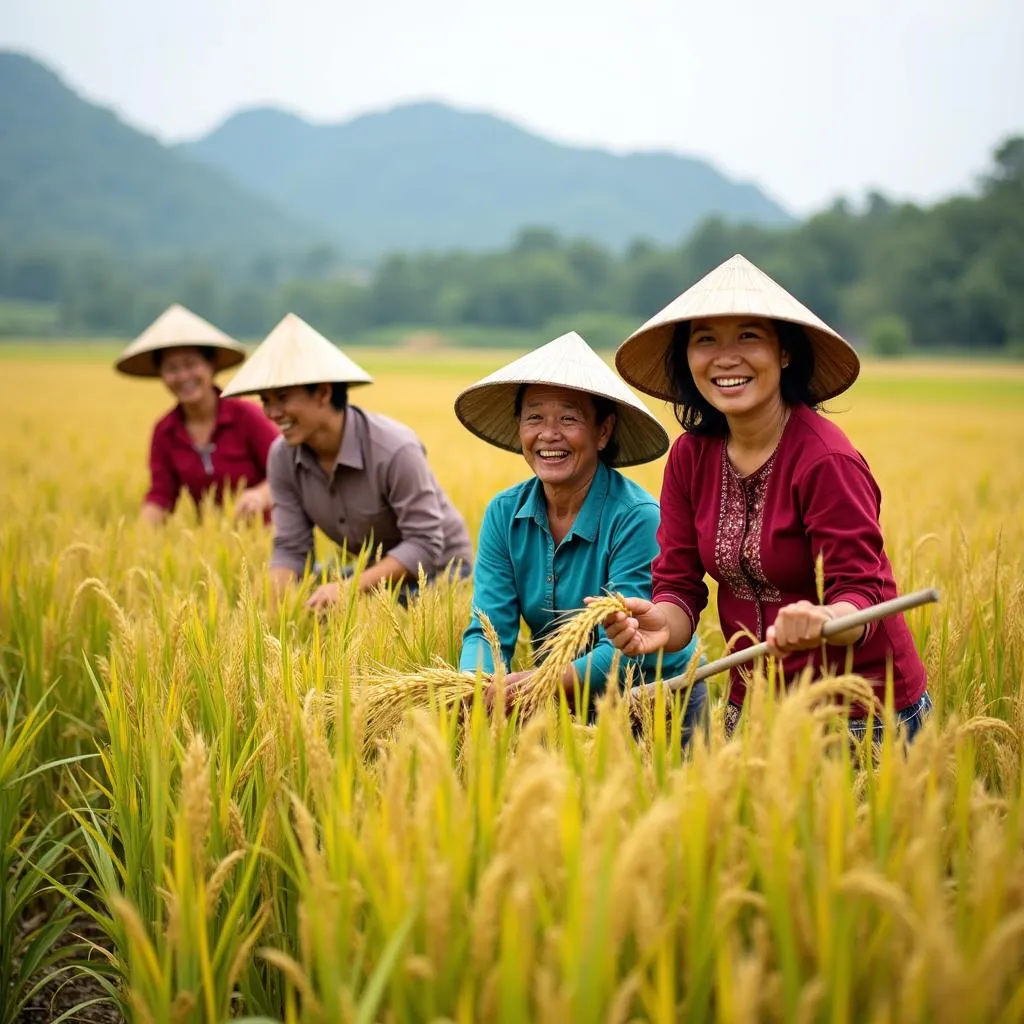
xmin=268 ymin=406 xmax=474 ymax=578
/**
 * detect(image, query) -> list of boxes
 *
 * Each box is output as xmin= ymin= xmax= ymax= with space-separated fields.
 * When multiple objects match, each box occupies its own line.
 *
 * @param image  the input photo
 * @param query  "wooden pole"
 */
xmin=628 ymin=588 xmax=940 ymax=699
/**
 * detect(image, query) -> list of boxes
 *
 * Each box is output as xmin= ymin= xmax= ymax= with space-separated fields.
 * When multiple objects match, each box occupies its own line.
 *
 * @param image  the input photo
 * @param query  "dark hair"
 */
xmin=152 ymin=345 xmax=217 ymax=370
xmin=513 ymin=384 xmax=620 ymax=465
xmin=665 ymin=319 xmax=817 ymax=436
xmin=305 ymin=382 xmax=349 ymax=411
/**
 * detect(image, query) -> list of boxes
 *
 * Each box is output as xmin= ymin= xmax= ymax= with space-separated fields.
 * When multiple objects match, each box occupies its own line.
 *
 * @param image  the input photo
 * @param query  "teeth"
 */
xmin=279 ymin=420 xmax=295 ymax=430
xmin=538 ymin=450 xmax=569 ymax=458
xmin=713 ymin=377 xmax=750 ymax=388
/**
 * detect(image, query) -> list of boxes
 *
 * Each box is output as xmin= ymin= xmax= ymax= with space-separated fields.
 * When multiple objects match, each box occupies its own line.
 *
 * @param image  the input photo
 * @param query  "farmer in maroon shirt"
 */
xmin=596 ymin=254 xmax=931 ymax=744
xmin=115 ymin=304 xmax=279 ymax=525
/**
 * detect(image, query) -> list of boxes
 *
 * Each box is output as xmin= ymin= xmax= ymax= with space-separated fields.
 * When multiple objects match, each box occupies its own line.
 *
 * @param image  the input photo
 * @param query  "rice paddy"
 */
xmin=2 ymin=347 xmax=1023 ymax=1022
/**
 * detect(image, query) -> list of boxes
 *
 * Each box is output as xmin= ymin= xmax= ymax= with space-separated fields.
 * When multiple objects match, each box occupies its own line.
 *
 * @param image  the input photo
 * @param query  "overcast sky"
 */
xmin=3 ymin=0 xmax=1022 ymax=214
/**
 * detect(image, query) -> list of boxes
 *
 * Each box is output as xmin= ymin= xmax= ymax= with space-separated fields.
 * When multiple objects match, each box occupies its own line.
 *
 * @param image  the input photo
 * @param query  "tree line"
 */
xmin=2 ymin=137 xmax=1021 ymax=354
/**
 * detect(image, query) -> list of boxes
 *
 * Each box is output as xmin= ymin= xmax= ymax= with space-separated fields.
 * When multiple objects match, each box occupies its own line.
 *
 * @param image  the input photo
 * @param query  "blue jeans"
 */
xmin=846 ymin=690 xmax=933 ymax=746
xmin=677 ymin=680 xmax=709 ymax=750
xmin=725 ymin=690 xmax=934 ymax=746
xmin=629 ymin=680 xmax=709 ymax=752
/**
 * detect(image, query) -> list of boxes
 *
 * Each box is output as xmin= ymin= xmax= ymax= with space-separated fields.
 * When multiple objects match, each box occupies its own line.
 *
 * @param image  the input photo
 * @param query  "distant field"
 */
xmin=1 ymin=348 xmax=1023 ymax=1021
xmin=4 ymin=336 xmax=1024 ymax=400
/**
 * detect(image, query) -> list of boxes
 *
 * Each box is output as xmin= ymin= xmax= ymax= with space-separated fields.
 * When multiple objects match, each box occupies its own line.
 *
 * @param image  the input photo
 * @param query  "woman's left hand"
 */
xmin=765 ymin=600 xmax=833 ymax=656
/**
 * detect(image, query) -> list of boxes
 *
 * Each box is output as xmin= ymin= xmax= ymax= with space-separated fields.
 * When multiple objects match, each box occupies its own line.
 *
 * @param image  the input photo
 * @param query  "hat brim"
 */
xmin=455 ymin=379 xmax=669 ymax=468
xmin=115 ymin=344 xmax=247 ymax=379
xmin=221 ymin=373 xmax=373 ymax=398
xmin=615 ymin=317 xmax=861 ymax=404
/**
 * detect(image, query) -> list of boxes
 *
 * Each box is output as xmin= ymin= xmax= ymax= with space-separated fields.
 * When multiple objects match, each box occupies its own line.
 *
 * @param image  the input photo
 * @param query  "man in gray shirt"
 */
xmin=223 ymin=314 xmax=473 ymax=608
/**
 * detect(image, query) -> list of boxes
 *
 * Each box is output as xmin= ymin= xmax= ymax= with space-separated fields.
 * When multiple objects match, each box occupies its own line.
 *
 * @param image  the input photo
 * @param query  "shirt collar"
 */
xmin=514 ymin=461 xmax=610 ymax=543
xmin=515 ymin=478 xmax=548 ymax=526
xmin=171 ymin=387 xmax=233 ymax=437
xmin=570 ymin=461 xmax=609 ymax=542
xmin=294 ymin=407 xmax=364 ymax=473
xmin=337 ymin=408 xmax=364 ymax=470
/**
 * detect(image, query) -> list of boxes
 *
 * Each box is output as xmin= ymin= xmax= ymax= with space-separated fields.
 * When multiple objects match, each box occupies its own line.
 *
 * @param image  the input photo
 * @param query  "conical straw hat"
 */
xmin=115 ymin=304 xmax=246 ymax=377
xmin=221 ymin=313 xmax=373 ymax=397
xmin=615 ymin=254 xmax=860 ymax=403
xmin=454 ymin=331 xmax=669 ymax=467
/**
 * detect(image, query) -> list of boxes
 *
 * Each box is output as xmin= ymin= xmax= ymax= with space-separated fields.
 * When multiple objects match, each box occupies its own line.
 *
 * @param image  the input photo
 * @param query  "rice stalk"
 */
xmin=516 ymin=592 xmax=629 ymax=716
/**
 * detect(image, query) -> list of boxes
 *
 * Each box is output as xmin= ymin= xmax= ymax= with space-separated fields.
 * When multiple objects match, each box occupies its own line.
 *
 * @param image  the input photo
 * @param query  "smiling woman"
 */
xmin=600 ymin=254 xmax=932 ymax=744
xmin=669 ymin=316 xmax=816 ymax=443
xmin=114 ymin=303 xmax=279 ymax=526
xmin=454 ymin=330 xmax=703 ymax=731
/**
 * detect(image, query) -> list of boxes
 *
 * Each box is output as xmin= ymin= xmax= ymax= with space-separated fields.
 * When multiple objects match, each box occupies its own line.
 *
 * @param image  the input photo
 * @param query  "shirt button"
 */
xmin=547 ymin=575 xmax=553 ymax=582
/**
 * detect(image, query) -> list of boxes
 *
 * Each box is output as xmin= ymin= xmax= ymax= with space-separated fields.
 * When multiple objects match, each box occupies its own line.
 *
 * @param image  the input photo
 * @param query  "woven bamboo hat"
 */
xmin=221 ymin=313 xmax=373 ymax=397
xmin=615 ymin=254 xmax=860 ymax=402
xmin=114 ymin=304 xmax=246 ymax=378
xmin=454 ymin=331 xmax=669 ymax=467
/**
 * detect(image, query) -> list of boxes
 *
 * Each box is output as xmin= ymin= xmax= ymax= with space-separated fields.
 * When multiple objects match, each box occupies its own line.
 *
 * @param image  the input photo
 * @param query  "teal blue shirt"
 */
xmin=459 ymin=462 xmax=700 ymax=691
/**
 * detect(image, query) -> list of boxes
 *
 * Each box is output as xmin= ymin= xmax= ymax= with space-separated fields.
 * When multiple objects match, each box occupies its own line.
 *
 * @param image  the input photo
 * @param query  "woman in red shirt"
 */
xmin=599 ymin=254 xmax=931 ymax=743
xmin=115 ymin=304 xmax=280 ymax=525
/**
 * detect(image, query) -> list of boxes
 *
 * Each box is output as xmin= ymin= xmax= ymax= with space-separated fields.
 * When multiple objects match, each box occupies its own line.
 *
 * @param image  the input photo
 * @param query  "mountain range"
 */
xmin=0 ymin=52 xmax=315 ymax=258
xmin=182 ymin=103 xmax=792 ymax=255
xmin=0 ymin=50 xmax=792 ymax=260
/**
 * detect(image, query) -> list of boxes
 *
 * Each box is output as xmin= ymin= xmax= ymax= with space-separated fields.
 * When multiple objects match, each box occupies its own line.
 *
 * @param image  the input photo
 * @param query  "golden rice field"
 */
xmin=2 ymin=345 xmax=1024 ymax=1023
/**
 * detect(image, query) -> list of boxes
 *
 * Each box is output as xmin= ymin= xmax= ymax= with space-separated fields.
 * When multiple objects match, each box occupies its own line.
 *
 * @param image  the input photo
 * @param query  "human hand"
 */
xmin=585 ymin=596 xmax=670 ymax=656
xmin=765 ymin=600 xmax=832 ymax=656
xmin=234 ymin=486 xmax=270 ymax=523
xmin=484 ymin=670 xmax=532 ymax=714
xmin=305 ymin=582 xmax=342 ymax=611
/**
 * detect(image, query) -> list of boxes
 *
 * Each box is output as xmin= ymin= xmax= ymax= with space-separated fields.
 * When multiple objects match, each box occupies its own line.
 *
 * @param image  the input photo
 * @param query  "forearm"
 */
xmin=658 ymin=601 xmax=695 ymax=652
xmin=823 ymin=601 xmax=865 ymax=646
xmin=270 ymin=565 xmax=298 ymax=599
xmin=356 ymin=554 xmax=411 ymax=593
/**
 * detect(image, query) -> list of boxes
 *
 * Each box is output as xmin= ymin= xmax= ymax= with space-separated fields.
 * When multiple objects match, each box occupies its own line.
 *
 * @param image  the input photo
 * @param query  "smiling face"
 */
xmin=157 ymin=347 xmax=216 ymax=406
xmin=686 ymin=316 xmax=788 ymax=421
xmin=259 ymin=384 xmax=335 ymax=448
xmin=517 ymin=384 xmax=615 ymax=493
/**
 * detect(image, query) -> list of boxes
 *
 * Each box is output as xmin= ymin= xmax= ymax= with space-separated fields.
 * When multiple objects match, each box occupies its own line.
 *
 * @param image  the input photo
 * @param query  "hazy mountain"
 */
xmin=183 ymin=101 xmax=793 ymax=256
xmin=0 ymin=51 xmax=320 ymax=257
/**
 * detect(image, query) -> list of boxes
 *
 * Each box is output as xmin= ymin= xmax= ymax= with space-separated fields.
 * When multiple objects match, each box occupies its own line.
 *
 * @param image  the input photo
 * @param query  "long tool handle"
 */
xmin=628 ymin=587 xmax=940 ymax=699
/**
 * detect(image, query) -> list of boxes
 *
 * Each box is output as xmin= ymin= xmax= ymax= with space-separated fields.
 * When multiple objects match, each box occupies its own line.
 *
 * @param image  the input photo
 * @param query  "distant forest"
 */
xmin=2 ymin=137 xmax=1021 ymax=354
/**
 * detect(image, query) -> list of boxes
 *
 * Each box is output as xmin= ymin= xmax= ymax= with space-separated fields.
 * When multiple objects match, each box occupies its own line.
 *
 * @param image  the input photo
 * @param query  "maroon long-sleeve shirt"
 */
xmin=145 ymin=394 xmax=279 ymax=515
xmin=652 ymin=402 xmax=927 ymax=713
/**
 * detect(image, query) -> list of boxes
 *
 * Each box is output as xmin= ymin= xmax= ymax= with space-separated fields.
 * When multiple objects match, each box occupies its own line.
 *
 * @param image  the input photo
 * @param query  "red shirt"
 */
xmin=653 ymin=403 xmax=927 ymax=713
xmin=145 ymin=394 xmax=279 ymax=515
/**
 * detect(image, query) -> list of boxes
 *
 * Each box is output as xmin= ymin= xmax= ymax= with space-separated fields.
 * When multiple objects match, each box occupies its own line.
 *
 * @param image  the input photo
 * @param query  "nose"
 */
xmin=713 ymin=346 xmax=742 ymax=367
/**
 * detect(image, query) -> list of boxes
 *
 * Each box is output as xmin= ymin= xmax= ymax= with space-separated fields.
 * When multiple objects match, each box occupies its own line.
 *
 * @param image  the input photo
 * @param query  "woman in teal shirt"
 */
xmin=455 ymin=331 xmax=704 ymax=733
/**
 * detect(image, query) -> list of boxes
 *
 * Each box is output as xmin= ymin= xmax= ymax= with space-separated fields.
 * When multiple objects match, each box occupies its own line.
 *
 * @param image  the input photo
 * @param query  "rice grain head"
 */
xmin=180 ymin=734 xmax=212 ymax=869
xmin=517 ymin=593 xmax=628 ymax=715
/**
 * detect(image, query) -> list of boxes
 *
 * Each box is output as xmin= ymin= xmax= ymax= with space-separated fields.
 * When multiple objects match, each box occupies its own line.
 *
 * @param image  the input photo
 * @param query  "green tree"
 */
xmin=10 ymin=252 xmax=63 ymax=302
xmin=867 ymin=315 xmax=912 ymax=358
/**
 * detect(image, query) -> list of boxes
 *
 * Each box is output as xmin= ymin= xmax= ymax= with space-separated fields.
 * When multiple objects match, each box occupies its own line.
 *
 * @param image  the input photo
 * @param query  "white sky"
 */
xmin=3 ymin=0 xmax=1022 ymax=214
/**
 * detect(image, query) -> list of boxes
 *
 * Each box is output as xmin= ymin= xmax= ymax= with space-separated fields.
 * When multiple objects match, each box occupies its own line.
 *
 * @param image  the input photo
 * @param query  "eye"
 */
xmin=691 ymin=333 xmax=715 ymax=346
xmin=561 ymin=415 xmax=579 ymax=424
